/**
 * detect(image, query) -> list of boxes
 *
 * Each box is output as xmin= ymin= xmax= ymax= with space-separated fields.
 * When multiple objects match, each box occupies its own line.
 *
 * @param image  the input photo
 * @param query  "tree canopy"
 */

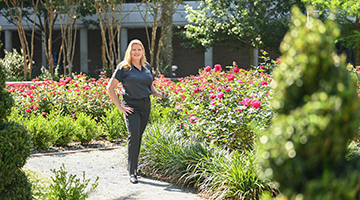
xmin=302 ymin=0 xmax=360 ymax=65
xmin=181 ymin=0 xmax=305 ymax=52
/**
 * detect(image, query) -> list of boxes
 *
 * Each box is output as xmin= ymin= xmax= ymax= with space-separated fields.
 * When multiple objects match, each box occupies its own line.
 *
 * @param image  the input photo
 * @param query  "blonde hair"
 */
xmin=121 ymin=39 xmax=147 ymax=69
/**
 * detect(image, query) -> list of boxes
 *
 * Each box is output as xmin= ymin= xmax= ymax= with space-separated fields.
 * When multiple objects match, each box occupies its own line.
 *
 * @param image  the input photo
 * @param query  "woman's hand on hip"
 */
xmin=120 ymin=106 xmax=133 ymax=116
xmin=155 ymin=91 xmax=165 ymax=98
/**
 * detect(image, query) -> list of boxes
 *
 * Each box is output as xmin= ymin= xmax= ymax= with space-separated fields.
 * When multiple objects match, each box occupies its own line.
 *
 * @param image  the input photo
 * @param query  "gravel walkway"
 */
xmin=24 ymin=145 xmax=205 ymax=200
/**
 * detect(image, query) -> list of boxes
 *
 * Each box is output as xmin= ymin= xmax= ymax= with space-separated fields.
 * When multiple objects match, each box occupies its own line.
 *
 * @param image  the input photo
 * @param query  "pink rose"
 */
xmin=190 ymin=117 xmax=197 ymax=124
xmin=217 ymin=92 xmax=224 ymax=100
xmin=251 ymin=100 xmax=261 ymax=109
xmin=261 ymin=81 xmax=268 ymax=85
xmin=180 ymin=94 xmax=185 ymax=101
xmin=241 ymin=97 xmax=252 ymax=107
xmin=227 ymin=74 xmax=235 ymax=81
xmin=214 ymin=64 xmax=222 ymax=72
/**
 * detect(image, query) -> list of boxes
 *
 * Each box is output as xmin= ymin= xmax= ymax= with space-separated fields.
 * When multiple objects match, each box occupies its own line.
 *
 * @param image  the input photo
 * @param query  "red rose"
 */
xmin=205 ymin=66 xmax=211 ymax=72
xmin=233 ymin=66 xmax=239 ymax=73
xmin=214 ymin=64 xmax=222 ymax=72
xmin=251 ymin=100 xmax=261 ymax=109
xmin=227 ymin=74 xmax=235 ymax=81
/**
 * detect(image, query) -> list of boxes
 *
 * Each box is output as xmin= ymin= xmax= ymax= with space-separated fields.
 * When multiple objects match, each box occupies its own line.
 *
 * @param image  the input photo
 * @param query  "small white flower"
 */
xmin=172 ymin=65 xmax=178 ymax=71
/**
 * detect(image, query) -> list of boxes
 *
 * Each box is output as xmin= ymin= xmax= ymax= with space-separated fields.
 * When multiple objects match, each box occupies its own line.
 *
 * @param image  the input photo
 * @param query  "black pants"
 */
xmin=122 ymin=95 xmax=151 ymax=175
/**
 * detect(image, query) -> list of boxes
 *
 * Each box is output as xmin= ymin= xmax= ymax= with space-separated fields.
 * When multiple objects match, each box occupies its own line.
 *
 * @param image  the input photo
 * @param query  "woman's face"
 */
xmin=130 ymin=43 xmax=143 ymax=62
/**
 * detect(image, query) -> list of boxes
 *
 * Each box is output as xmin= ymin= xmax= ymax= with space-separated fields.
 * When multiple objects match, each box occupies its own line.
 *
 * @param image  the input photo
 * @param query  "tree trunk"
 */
xmin=355 ymin=44 xmax=360 ymax=66
xmin=94 ymin=0 xmax=142 ymax=73
xmin=160 ymin=0 xmax=173 ymax=77
xmin=42 ymin=2 xmax=55 ymax=75
xmin=139 ymin=0 xmax=161 ymax=70
xmin=355 ymin=16 xmax=360 ymax=65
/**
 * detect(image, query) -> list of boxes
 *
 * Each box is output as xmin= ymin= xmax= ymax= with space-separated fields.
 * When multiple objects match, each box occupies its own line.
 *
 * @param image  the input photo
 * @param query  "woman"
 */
xmin=107 ymin=39 xmax=164 ymax=184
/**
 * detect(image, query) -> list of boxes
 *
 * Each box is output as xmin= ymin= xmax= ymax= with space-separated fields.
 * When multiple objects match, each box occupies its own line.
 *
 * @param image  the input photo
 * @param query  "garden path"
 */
xmin=24 ymin=146 xmax=204 ymax=200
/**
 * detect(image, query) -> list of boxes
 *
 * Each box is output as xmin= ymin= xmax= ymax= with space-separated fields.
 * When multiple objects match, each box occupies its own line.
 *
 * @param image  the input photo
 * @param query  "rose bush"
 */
xmin=6 ymin=72 xmax=118 ymax=120
xmin=153 ymin=61 xmax=276 ymax=151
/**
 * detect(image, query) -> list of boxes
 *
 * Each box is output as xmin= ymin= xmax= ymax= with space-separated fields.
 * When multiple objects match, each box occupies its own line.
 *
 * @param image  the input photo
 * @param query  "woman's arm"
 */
xmin=150 ymin=84 xmax=164 ymax=98
xmin=107 ymin=77 xmax=133 ymax=116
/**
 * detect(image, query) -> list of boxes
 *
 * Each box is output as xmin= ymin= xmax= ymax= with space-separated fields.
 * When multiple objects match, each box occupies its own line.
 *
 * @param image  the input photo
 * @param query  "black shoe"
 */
xmin=130 ymin=174 xmax=138 ymax=184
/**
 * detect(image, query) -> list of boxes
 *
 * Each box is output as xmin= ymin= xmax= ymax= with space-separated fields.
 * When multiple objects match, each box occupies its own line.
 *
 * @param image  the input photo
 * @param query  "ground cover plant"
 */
xmin=139 ymin=121 xmax=278 ymax=200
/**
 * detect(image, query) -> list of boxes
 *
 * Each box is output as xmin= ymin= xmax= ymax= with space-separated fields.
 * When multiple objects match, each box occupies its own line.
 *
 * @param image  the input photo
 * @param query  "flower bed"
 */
xmin=6 ymin=72 xmax=116 ymax=120
xmin=154 ymin=62 xmax=275 ymax=151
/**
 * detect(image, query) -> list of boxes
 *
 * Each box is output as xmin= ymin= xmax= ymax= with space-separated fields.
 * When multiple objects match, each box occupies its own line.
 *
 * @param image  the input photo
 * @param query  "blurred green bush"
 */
xmin=258 ymin=6 xmax=360 ymax=199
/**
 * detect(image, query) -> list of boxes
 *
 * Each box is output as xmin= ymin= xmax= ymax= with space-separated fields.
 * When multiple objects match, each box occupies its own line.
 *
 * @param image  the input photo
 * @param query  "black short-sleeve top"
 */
xmin=112 ymin=61 xmax=154 ymax=99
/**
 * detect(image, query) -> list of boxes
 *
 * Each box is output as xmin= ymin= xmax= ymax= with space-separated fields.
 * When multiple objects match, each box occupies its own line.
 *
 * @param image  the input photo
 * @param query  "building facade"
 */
xmin=0 ymin=2 xmax=271 ymax=78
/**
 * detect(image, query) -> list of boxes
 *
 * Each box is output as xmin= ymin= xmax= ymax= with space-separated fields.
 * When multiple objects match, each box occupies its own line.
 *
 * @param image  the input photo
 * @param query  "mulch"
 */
xmin=30 ymin=136 xmax=126 ymax=157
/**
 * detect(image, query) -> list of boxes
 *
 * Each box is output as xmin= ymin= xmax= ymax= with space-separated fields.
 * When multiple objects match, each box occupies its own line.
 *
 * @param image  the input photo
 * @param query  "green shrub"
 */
xmin=74 ymin=112 xmax=101 ymax=144
xmin=46 ymin=164 xmax=99 ymax=200
xmin=7 ymin=107 xmax=25 ymax=124
xmin=0 ymin=121 xmax=32 ymax=199
xmin=149 ymin=95 xmax=180 ymax=124
xmin=0 ymin=62 xmax=14 ymax=123
xmin=0 ymin=89 xmax=14 ymax=123
xmin=23 ymin=167 xmax=52 ymax=200
xmin=47 ymin=109 xmax=78 ymax=146
xmin=257 ymin=6 xmax=360 ymax=198
xmin=1 ymin=49 xmax=27 ymax=80
xmin=0 ymin=169 xmax=32 ymax=200
xmin=25 ymin=114 xmax=58 ymax=150
xmin=101 ymin=108 xmax=127 ymax=140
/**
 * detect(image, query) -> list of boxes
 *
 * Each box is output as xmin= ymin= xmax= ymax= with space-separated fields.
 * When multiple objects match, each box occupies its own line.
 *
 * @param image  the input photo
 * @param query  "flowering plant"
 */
xmin=6 ymin=72 xmax=118 ymax=120
xmin=154 ymin=62 xmax=276 ymax=151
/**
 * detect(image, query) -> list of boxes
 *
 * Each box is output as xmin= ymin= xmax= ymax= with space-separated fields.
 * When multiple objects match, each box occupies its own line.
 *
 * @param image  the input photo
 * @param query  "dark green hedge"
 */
xmin=0 ymin=55 xmax=32 ymax=199
xmin=0 ymin=121 xmax=32 ymax=198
